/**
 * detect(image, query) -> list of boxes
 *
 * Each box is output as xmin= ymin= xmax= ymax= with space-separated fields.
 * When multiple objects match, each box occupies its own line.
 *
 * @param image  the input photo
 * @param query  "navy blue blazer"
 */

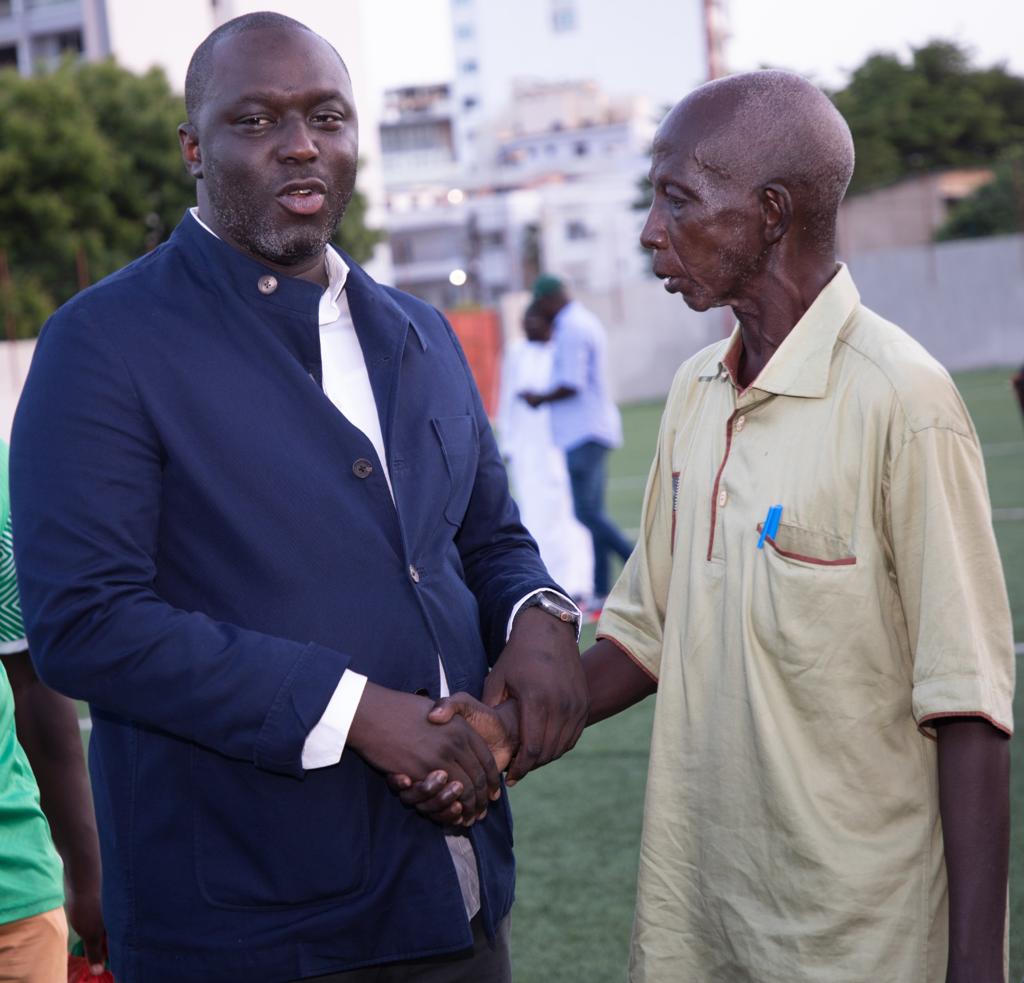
xmin=11 ymin=213 xmax=560 ymax=982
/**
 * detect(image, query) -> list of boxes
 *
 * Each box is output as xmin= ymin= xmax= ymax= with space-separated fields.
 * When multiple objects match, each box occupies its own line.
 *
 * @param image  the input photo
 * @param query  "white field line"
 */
xmin=993 ymin=508 xmax=1024 ymax=521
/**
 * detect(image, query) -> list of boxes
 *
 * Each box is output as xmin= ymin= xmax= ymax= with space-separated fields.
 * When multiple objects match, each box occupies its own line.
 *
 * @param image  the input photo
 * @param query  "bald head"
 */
xmin=657 ymin=71 xmax=854 ymax=251
xmin=184 ymin=11 xmax=347 ymax=126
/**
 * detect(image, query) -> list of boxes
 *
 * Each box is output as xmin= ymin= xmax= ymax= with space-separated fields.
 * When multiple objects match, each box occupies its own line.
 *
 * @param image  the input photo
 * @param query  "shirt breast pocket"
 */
xmin=432 ymin=415 xmax=479 ymax=527
xmin=750 ymin=520 xmax=862 ymax=669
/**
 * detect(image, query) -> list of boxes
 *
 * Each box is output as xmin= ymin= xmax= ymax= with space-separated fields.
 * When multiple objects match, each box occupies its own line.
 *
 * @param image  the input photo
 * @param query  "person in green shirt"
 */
xmin=0 ymin=439 xmax=106 ymax=980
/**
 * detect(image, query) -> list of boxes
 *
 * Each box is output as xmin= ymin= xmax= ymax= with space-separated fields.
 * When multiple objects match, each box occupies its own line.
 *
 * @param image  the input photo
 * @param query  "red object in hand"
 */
xmin=68 ymin=954 xmax=116 ymax=983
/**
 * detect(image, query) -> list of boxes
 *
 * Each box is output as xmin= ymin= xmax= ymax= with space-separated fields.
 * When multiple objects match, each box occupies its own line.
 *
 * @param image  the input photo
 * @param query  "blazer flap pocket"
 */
xmin=431 ymin=415 xmax=477 ymax=475
xmin=431 ymin=415 xmax=478 ymax=524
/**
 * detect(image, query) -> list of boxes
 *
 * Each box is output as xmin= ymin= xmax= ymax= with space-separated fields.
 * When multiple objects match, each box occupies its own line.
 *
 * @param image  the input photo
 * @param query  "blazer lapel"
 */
xmin=340 ymin=258 xmax=413 ymax=459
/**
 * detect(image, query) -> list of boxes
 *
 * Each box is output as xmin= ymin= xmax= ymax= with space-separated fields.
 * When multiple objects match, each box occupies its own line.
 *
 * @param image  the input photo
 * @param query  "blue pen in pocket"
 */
xmin=756 ymin=504 xmax=783 ymax=549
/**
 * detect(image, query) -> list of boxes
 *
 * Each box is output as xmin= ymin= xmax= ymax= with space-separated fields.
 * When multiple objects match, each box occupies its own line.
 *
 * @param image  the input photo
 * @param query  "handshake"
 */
xmin=387 ymin=694 xmax=524 ymax=828
xmin=348 ymin=604 xmax=591 ymax=828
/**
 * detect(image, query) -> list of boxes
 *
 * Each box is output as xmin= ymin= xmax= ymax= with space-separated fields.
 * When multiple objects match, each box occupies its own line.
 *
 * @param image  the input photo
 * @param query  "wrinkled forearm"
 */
xmin=936 ymin=717 xmax=1010 ymax=980
xmin=583 ymin=638 xmax=657 ymax=725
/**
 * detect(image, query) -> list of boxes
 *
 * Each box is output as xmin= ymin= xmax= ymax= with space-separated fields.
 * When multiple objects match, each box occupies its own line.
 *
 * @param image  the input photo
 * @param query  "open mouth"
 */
xmin=276 ymin=183 xmax=327 ymax=216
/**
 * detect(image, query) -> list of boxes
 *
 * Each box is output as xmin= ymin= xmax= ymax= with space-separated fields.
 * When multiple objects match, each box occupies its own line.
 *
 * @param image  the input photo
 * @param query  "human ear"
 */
xmin=178 ymin=123 xmax=203 ymax=179
xmin=761 ymin=184 xmax=792 ymax=244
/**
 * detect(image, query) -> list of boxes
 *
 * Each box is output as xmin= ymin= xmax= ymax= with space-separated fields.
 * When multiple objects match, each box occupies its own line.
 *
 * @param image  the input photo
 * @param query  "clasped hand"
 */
xmin=387 ymin=694 xmax=521 ymax=826
xmin=387 ymin=605 xmax=589 ymax=825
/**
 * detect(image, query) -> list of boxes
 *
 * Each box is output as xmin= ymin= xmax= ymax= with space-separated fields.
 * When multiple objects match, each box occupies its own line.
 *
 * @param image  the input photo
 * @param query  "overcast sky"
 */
xmin=365 ymin=0 xmax=1024 ymax=92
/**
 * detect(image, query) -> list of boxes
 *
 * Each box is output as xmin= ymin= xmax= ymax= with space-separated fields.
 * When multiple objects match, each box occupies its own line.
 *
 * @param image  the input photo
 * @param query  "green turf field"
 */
xmin=507 ymin=366 xmax=1024 ymax=981
xmin=74 ymin=367 xmax=1022 ymax=978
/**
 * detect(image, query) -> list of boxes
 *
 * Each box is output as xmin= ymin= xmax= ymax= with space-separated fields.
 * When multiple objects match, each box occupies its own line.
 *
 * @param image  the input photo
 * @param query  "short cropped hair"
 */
xmin=184 ymin=11 xmax=341 ymax=125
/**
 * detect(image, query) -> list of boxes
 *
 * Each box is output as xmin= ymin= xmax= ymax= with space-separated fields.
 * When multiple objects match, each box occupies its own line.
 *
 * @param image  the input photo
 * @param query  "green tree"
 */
xmin=832 ymin=41 xmax=1024 ymax=194
xmin=0 ymin=58 xmax=383 ymax=338
xmin=936 ymin=145 xmax=1024 ymax=240
xmin=333 ymin=169 xmax=386 ymax=264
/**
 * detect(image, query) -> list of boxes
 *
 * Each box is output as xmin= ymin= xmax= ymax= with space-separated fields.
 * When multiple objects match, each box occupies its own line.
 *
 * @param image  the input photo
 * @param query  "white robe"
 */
xmin=497 ymin=340 xmax=593 ymax=600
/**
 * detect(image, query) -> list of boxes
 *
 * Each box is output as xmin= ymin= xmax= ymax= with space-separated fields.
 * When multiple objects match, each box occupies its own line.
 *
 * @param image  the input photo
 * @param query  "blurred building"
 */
xmin=837 ymin=168 xmax=994 ymax=256
xmin=0 ymin=0 xmax=110 ymax=74
xmin=377 ymin=0 xmax=717 ymax=312
xmin=381 ymin=76 xmax=656 ymax=309
xmin=449 ymin=0 xmax=709 ymax=174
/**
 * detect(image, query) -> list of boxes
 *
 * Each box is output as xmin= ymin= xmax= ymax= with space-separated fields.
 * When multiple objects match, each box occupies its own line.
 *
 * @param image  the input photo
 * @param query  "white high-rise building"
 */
xmin=0 ymin=0 xmax=110 ymax=75
xmin=449 ymin=0 xmax=709 ymax=173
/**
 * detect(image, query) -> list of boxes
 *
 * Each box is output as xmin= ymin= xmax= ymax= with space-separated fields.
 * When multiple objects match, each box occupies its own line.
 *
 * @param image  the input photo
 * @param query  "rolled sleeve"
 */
xmin=888 ymin=426 xmax=1015 ymax=735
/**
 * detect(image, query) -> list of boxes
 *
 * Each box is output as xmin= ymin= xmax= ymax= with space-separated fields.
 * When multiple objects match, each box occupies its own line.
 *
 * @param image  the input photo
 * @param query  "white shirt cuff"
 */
xmin=301 ymin=669 xmax=369 ymax=770
xmin=506 ymin=589 xmax=582 ymax=643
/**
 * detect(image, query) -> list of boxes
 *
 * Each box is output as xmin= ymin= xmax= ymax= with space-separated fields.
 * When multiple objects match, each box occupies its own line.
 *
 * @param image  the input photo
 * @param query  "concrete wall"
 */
xmin=846 ymin=234 xmax=1024 ymax=372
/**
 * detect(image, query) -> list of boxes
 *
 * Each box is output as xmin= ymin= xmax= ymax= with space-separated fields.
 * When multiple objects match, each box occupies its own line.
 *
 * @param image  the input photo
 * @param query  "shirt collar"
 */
xmin=189 ymin=206 xmax=349 ymax=302
xmin=720 ymin=263 xmax=860 ymax=399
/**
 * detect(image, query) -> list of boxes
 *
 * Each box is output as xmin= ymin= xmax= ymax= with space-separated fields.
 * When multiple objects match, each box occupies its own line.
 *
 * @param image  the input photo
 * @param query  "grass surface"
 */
xmin=508 ymin=366 xmax=1024 ymax=981
xmin=74 ymin=368 xmax=1022 ymax=979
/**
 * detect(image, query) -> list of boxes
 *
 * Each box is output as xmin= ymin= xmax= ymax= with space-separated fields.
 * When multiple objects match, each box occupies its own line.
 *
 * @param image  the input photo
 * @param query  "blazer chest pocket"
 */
xmin=432 ymin=415 xmax=479 ymax=526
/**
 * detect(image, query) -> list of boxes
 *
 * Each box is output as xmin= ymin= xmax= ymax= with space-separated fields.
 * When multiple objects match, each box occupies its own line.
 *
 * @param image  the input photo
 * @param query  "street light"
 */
xmin=448 ymin=268 xmax=468 ymax=286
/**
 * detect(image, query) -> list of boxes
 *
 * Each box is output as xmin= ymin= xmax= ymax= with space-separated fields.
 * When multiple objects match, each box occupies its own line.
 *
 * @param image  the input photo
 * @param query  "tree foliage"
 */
xmin=936 ymin=145 xmax=1024 ymax=240
xmin=832 ymin=41 xmax=1024 ymax=194
xmin=0 ymin=58 xmax=382 ymax=338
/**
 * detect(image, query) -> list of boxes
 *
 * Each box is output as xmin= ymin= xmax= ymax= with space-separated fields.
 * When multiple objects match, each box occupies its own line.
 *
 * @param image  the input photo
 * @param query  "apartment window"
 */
xmin=0 ymin=44 xmax=16 ymax=66
xmin=455 ymin=23 xmax=474 ymax=39
xmin=463 ymin=96 xmax=478 ymax=110
xmin=566 ymin=220 xmax=590 ymax=241
xmin=0 ymin=1 xmax=12 ymax=18
xmin=460 ymin=59 xmax=478 ymax=74
xmin=574 ymin=140 xmax=589 ymax=156
xmin=551 ymin=0 xmax=577 ymax=32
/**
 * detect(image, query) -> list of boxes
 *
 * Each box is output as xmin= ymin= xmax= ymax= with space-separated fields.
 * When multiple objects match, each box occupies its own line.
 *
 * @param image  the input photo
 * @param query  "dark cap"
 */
xmin=532 ymin=274 xmax=565 ymax=300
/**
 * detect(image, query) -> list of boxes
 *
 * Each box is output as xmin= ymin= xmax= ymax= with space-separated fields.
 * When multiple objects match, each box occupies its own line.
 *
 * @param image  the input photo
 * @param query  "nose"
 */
xmin=640 ymin=205 xmax=666 ymax=251
xmin=277 ymin=116 xmax=318 ymax=163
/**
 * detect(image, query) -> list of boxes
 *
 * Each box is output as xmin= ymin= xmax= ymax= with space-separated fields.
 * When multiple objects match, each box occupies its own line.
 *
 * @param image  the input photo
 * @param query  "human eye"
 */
xmin=236 ymin=113 xmax=273 ymax=130
xmin=311 ymin=110 xmax=345 ymax=128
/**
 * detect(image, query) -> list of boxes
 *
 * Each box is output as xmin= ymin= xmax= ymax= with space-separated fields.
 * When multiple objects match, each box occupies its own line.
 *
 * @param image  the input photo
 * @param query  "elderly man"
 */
xmin=11 ymin=12 xmax=586 ymax=982
xmin=422 ymin=71 xmax=1014 ymax=982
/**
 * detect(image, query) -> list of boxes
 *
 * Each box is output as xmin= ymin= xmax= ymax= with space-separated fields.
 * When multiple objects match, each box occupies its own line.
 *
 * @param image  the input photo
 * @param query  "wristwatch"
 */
xmin=521 ymin=590 xmax=582 ymax=636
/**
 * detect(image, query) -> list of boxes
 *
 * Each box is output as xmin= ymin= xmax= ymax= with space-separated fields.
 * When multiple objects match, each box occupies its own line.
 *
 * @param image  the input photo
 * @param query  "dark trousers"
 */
xmin=296 ymin=915 xmax=511 ymax=983
xmin=566 ymin=440 xmax=633 ymax=596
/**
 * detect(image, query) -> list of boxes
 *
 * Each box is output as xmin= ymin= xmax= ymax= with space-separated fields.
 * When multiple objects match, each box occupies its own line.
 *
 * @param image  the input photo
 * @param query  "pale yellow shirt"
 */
xmin=598 ymin=265 xmax=1014 ymax=983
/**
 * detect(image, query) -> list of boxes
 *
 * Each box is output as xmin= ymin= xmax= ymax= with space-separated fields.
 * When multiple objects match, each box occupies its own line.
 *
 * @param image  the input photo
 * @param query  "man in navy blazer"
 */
xmin=10 ymin=12 xmax=588 ymax=982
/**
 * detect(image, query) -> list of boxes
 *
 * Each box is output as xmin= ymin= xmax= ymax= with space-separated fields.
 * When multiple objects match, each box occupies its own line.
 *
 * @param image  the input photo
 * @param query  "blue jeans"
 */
xmin=566 ymin=440 xmax=633 ymax=596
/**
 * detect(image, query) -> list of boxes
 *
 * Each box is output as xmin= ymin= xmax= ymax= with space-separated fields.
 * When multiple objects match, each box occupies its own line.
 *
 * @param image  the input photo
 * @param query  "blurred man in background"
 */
xmin=521 ymin=276 xmax=633 ymax=610
xmin=497 ymin=303 xmax=593 ymax=602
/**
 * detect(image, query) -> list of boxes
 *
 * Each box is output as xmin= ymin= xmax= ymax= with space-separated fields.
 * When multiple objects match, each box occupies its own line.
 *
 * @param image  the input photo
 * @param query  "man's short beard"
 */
xmin=203 ymin=169 xmax=353 ymax=266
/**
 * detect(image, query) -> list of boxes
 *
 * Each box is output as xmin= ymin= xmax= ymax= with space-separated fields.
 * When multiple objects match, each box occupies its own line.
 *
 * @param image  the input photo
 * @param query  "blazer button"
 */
xmin=257 ymin=275 xmax=278 ymax=295
xmin=353 ymin=458 xmax=373 ymax=478
xmin=409 ymin=564 xmax=421 ymax=584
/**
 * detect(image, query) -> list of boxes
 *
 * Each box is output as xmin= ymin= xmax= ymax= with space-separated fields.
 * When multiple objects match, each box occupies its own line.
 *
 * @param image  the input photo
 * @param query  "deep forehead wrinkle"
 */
xmin=691 ymin=145 xmax=732 ymax=181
